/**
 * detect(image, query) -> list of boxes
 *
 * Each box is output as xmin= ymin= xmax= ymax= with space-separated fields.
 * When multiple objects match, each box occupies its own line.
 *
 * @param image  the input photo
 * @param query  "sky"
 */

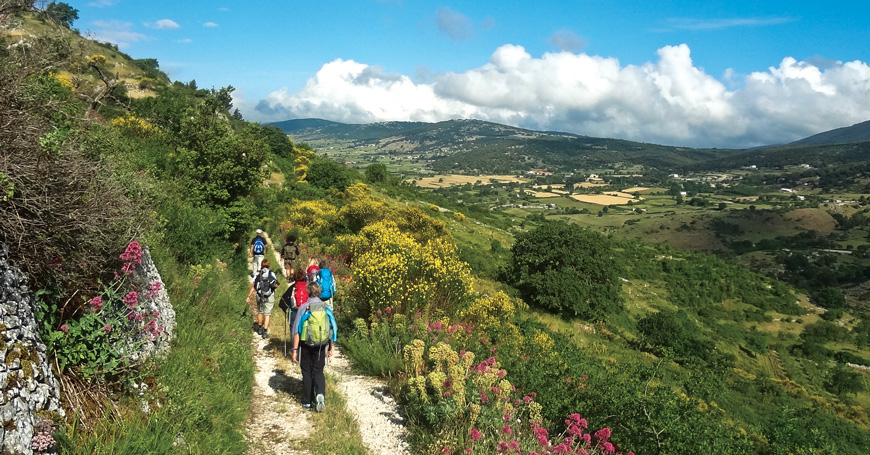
xmin=72 ymin=0 xmax=870 ymax=148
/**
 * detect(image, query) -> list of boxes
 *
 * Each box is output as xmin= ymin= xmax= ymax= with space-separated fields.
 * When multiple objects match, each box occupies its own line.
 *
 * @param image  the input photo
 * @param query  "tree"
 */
xmin=812 ymin=287 xmax=846 ymax=309
xmin=45 ymin=1 xmax=78 ymax=28
xmin=505 ymin=222 xmax=623 ymax=320
xmin=306 ymin=158 xmax=354 ymax=191
xmin=365 ymin=162 xmax=390 ymax=184
xmin=259 ymin=125 xmax=293 ymax=158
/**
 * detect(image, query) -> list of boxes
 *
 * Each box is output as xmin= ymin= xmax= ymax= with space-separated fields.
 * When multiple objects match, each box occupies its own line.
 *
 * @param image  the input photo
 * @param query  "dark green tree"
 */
xmin=505 ymin=222 xmax=622 ymax=320
xmin=812 ymin=287 xmax=846 ymax=309
xmin=306 ymin=158 xmax=354 ymax=191
xmin=365 ymin=162 xmax=390 ymax=184
xmin=259 ymin=125 xmax=293 ymax=158
xmin=45 ymin=1 xmax=78 ymax=28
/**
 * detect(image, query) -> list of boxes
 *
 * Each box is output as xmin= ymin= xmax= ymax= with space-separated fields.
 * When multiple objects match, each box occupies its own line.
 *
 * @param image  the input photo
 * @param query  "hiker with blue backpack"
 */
xmin=250 ymin=229 xmax=267 ymax=275
xmin=317 ymin=260 xmax=337 ymax=309
xmin=290 ymin=282 xmax=337 ymax=412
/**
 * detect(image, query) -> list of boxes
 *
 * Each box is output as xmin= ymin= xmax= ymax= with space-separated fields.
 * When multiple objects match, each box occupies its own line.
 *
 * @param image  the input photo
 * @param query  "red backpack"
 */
xmin=293 ymin=280 xmax=308 ymax=308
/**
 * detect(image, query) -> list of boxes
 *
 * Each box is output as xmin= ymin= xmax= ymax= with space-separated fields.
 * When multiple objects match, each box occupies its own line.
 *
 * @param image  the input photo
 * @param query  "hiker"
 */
xmin=306 ymin=257 xmax=320 ymax=283
xmin=251 ymin=229 xmax=267 ymax=274
xmin=317 ymin=260 xmax=337 ymax=309
xmin=248 ymin=259 xmax=279 ymax=339
xmin=290 ymin=282 xmax=337 ymax=412
xmin=281 ymin=235 xmax=301 ymax=279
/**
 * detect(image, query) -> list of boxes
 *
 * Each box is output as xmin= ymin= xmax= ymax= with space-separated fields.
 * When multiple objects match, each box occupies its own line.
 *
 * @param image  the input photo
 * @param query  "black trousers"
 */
xmin=299 ymin=344 xmax=327 ymax=404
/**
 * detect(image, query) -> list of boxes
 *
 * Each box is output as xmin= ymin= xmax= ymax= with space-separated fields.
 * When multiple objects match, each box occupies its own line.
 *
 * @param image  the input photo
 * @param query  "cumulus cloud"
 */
xmin=88 ymin=20 xmax=146 ymax=49
xmin=203 ymin=21 xmax=219 ymax=28
xmin=436 ymin=7 xmax=474 ymax=40
xmin=146 ymin=19 xmax=181 ymax=30
xmin=253 ymin=44 xmax=870 ymax=148
xmin=550 ymin=29 xmax=585 ymax=52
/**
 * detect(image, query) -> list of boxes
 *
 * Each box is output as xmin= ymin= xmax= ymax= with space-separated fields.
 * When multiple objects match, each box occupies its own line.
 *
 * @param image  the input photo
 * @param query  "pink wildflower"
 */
xmin=385 ymin=306 xmax=392 ymax=314
xmin=103 ymin=325 xmax=112 ymax=332
xmin=59 ymin=324 xmax=68 ymax=333
xmin=122 ymin=291 xmax=139 ymax=305
xmin=376 ymin=309 xmax=382 ymax=316
xmin=509 ymin=440 xmax=520 ymax=451
xmin=149 ymin=281 xmax=162 ymax=292
xmin=470 ymin=429 xmax=482 ymax=441
xmin=601 ymin=442 xmax=615 ymax=453
xmin=501 ymin=425 xmax=512 ymax=435
xmin=503 ymin=413 xmax=511 ymax=421
xmin=523 ymin=396 xmax=532 ymax=404
xmin=594 ymin=428 xmax=611 ymax=441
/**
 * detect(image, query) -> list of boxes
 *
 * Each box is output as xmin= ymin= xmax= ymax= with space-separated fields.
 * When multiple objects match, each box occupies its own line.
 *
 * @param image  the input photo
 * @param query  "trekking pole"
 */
xmin=284 ymin=308 xmax=290 ymax=359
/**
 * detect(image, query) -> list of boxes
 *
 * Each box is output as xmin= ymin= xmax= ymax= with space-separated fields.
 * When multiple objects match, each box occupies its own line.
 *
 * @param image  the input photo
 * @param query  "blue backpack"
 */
xmin=252 ymin=237 xmax=265 ymax=255
xmin=318 ymin=268 xmax=335 ymax=300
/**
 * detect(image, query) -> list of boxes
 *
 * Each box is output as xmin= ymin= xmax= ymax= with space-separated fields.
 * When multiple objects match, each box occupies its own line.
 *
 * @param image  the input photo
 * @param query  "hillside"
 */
xmin=4 ymin=4 xmax=870 ymax=455
xmin=272 ymin=118 xmax=739 ymax=173
xmin=790 ymin=119 xmax=870 ymax=146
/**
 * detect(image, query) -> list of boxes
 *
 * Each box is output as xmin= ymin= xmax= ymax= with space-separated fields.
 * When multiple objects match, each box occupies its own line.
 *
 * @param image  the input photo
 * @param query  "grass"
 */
xmin=56 ymin=244 xmax=255 ymax=454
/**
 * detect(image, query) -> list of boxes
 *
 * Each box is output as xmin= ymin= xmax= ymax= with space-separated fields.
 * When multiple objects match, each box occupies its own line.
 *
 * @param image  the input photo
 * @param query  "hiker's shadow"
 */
xmin=270 ymin=368 xmax=303 ymax=396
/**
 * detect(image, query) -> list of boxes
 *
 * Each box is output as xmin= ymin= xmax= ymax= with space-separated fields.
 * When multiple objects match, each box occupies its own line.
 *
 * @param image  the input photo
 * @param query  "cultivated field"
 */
xmin=570 ymin=194 xmax=637 ymax=206
xmin=415 ymin=174 xmax=528 ymax=188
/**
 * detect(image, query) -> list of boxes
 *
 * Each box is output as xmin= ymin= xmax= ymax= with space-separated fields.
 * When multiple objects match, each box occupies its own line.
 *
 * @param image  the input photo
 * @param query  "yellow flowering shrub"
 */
xmin=110 ymin=114 xmax=160 ymax=137
xmin=343 ymin=182 xmax=371 ymax=200
xmin=393 ymin=206 xmax=448 ymax=243
xmin=88 ymin=54 xmax=107 ymax=66
xmin=453 ymin=211 xmax=466 ymax=223
xmin=346 ymin=220 xmax=474 ymax=316
xmin=337 ymin=197 xmax=387 ymax=233
xmin=278 ymin=199 xmax=337 ymax=237
xmin=51 ymin=72 xmax=74 ymax=90
xmin=460 ymin=291 xmax=515 ymax=333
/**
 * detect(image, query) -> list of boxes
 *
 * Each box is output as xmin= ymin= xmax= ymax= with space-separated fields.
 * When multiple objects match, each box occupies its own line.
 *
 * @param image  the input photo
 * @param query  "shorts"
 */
xmin=257 ymin=294 xmax=275 ymax=316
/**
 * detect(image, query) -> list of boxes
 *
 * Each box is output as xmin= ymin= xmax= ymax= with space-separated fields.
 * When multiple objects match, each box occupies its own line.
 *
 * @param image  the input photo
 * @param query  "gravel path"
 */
xmin=243 ymin=233 xmax=410 ymax=455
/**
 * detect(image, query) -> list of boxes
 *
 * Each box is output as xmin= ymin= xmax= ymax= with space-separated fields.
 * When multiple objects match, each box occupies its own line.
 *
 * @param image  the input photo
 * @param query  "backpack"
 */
xmin=293 ymin=281 xmax=308 ymax=308
xmin=255 ymin=269 xmax=278 ymax=298
xmin=278 ymin=284 xmax=295 ymax=312
xmin=307 ymin=265 xmax=320 ymax=283
xmin=300 ymin=300 xmax=334 ymax=347
xmin=318 ymin=268 xmax=335 ymax=300
xmin=252 ymin=237 xmax=266 ymax=255
xmin=282 ymin=243 xmax=300 ymax=260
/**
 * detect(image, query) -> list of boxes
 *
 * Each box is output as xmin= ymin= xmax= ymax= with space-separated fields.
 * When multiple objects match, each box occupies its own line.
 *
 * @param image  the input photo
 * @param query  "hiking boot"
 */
xmin=315 ymin=393 xmax=325 ymax=412
xmin=302 ymin=403 xmax=312 ymax=411
xmin=261 ymin=329 xmax=269 ymax=340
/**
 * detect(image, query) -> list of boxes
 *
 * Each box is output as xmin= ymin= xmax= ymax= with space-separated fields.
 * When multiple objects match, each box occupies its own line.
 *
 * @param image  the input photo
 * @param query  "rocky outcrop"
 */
xmin=0 ymin=246 xmax=63 ymax=455
xmin=127 ymin=245 xmax=176 ymax=363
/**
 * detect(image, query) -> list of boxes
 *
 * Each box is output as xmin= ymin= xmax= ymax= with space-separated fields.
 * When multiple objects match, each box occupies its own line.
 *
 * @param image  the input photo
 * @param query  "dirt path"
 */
xmin=242 ymin=232 xmax=410 ymax=455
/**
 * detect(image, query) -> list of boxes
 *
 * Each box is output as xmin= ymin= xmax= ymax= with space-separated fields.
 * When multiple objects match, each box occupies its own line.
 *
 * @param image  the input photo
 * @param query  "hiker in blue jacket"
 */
xmin=290 ymin=282 xmax=337 ymax=412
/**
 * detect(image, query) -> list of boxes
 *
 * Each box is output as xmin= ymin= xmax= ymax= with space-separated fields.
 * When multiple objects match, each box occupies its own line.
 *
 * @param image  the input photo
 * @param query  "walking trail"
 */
xmin=242 ymin=233 xmax=410 ymax=455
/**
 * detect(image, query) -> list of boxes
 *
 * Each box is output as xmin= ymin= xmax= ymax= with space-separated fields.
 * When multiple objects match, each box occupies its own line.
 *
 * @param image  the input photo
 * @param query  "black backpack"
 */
xmin=278 ymin=284 xmax=295 ymax=312
xmin=255 ymin=269 xmax=279 ymax=298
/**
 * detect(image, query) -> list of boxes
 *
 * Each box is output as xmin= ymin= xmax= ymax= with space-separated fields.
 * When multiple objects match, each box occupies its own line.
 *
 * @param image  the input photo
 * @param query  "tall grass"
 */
xmin=57 ymin=244 xmax=255 ymax=454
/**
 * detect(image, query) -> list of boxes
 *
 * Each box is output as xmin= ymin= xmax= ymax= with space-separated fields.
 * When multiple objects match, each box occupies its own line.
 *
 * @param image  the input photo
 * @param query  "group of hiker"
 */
xmin=247 ymin=229 xmax=338 ymax=413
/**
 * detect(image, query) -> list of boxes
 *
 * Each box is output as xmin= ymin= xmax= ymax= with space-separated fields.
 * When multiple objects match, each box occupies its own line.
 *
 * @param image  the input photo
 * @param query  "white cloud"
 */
xmin=665 ymin=16 xmax=798 ymax=31
xmin=88 ymin=20 xmax=146 ymax=49
xmin=253 ymin=44 xmax=870 ymax=148
xmin=87 ymin=0 xmax=118 ymax=7
xmin=203 ymin=22 xmax=219 ymax=28
xmin=146 ymin=19 xmax=181 ymax=30
xmin=176 ymin=38 xmax=193 ymax=44
xmin=436 ymin=7 xmax=473 ymax=40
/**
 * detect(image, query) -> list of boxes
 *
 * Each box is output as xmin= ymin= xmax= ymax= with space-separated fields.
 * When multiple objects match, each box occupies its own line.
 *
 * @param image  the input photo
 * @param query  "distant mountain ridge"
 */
xmin=270 ymin=118 xmax=736 ymax=172
xmin=789 ymin=120 xmax=870 ymax=146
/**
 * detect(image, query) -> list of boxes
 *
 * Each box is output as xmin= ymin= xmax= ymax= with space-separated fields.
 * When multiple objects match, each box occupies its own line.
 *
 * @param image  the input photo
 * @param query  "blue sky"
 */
xmin=75 ymin=0 xmax=870 ymax=148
